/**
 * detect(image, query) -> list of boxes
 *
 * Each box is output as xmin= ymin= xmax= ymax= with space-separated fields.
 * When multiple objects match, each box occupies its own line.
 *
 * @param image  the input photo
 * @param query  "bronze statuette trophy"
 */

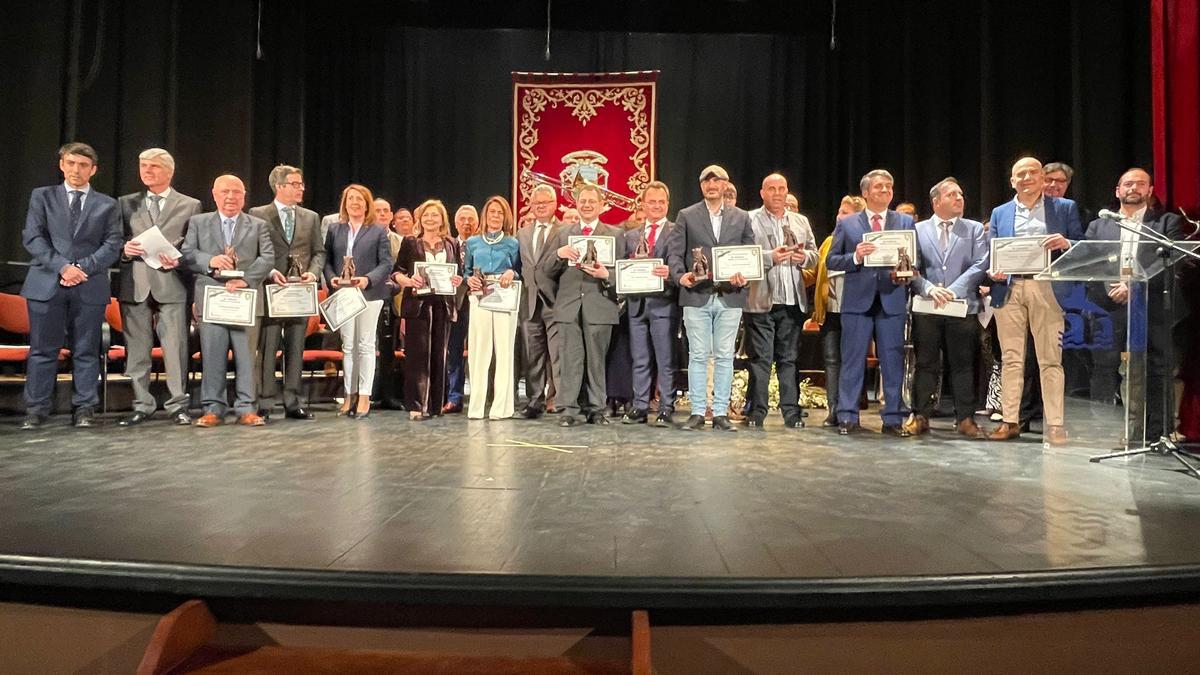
xmin=414 ymin=267 xmax=434 ymax=296
xmin=286 ymin=254 xmax=304 ymax=283
xmin=340 ymin=256 xmax=356 ymax=287
xmin=633 ymin=232 xmax=651 ymax=259
xmin=470 ymin=267 xmax=493 ymax=298
xmin=891 ymin=246 xmax=915 ymax=284
xmin=216 ymin=245 xmax=243 ymax=279
xmin=579 ymin=239 xmax=599 ymax=268
xmin=691 ymin=247 xmax=710 ymax=280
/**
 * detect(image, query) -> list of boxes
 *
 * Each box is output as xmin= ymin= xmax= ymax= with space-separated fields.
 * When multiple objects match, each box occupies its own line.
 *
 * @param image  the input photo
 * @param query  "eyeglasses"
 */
xmin=286 ymin=181 xmax=306 ymax=189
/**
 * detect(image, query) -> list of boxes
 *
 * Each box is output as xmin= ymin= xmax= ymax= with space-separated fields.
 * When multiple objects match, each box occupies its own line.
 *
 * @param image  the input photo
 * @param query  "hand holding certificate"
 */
xmin=131 ymin=226 xmax=182 ymax=270
xmin=567 ymin=236 xmax=617 ymax=267
xmin=711 ymin=245 xmax=764 ymax=282
xmin=202 ymin=286 xmax=257 ymax=327
xmin=265 ymin=282 xmax=319 ymax=318
xmin=616 ymin=258 xmax=665 ymax=294
xmin=319 ymin=287 xmax=367 ymax=331
xmin=413 ymin=262 xmax=457 ymax=296
xmin=478 ymin=279 xmax=521 ymax=313
xmin=863 ymin=230 xmax=918 ymax=267
xmin=990 ymin=236 xmax=1052 ymax=275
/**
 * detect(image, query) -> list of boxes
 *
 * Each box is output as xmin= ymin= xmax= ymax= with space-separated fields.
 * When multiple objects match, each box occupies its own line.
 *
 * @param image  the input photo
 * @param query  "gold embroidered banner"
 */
xmin=512 ymin=71 xmax=659 ymax=225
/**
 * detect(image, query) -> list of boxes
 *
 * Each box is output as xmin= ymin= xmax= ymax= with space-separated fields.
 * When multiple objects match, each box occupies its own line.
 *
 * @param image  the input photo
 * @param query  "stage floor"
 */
xmin=2 ymin=400 xmax=1199 ymax=584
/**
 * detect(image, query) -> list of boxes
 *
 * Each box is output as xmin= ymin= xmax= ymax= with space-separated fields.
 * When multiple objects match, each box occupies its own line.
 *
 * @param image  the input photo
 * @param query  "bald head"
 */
xmin=760 ymin=173 xmax=789 ymax=215
xmin=212 ymin=175 xmax=246 ymax=217
xmin=1010 ymin=157 xmax=1045 ymax=203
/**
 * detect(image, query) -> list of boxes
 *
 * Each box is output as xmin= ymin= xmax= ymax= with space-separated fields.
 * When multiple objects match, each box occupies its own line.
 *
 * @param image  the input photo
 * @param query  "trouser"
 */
xmin=24 ymin=289 xmax=105 ymax=416
xmin=821 ymin=312 xmax=841 ymax=416
xmin=996 ymin=279 xmax=1064 ymax=426
xmin=629 ymin=310 xmax=679 ymax=413
xmin=467 ymin=297 xmax=519 ymax=419
xmin=404 ymin=300 xmax=451 ymax=415
xmin=521 ymin=303 xmax=559 ymax=411
xmin=339 ymin=300 xmax=384 ymax=397
xmin=199 ymin=320 xmax=260 ymax=416
xmin=555 ymin=314 xmax=613 ymax=418
xmin=744 ymin=304 xmax=805 ymax=420
xmin=682 ymin=295 xmax=742 ymax=417
xmin=912 ymin=313 xmax=979 ymax=422
xmin=121 ymin=298 xmax=189 ymax=415
xmin=446 ymin=302 xmax=469 ymax=405
xmin=258 ymin=315 xmax=307 ymax=411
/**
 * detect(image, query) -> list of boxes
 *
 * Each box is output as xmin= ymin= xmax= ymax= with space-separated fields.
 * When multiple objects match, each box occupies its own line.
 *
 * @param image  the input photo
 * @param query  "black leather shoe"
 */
xmin=588 ymin=412 xmax=610 ymax=425
xmin=257 ymin=409 xmax=272 ymax=421
xmin=746 ymin=416 xmax=765 ymax=428
xmin=653 ymin=412 xmax=675 ymax=428
xmin=882 ymin=424 xmax=912 ymax=438
xmin=286 ymin=408 xmax=315 ymax=420
xmin=521 ymin=407 xmax=544 ymax=419
xmin=559 ymin=414 xmax=581 ymax=427
xmin=20 ymin=414 xmax=46 ymax=431
xmin=118 ymin=411 xmax=150 ymax=427
xmin=838 ymin=421 xmax=860 ymax=436
xmin=621 ymin=409 xmax=648 ymax=424
xmin=784 ymin=415 xmax=806 ymax=429
xmin=712 ymin=416 xmax=737 ymax=432
xmin=171 ymin=410 xmax=193 ymax=425
xmin=73 ymin=408 xmax=97 ymax=428
xmin=822 ymin=414 xmax=838 ymax=427
xmin=680 ymin=414 xmax=706 ymax=431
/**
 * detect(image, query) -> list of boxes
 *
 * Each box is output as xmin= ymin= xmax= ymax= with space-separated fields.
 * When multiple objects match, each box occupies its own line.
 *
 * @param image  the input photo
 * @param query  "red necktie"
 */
xmin=871 ymin=214 xmax=883 ymax=232
xmin=582 ymin=225 xmax=593 ymax=236
xmin=647 ymin=222 xmax=658 ymax=249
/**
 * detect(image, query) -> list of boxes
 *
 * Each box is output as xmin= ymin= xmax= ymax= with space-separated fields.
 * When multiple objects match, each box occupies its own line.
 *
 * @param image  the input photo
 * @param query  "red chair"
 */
xmin=0 ymin=292 xmax=70 ymax=367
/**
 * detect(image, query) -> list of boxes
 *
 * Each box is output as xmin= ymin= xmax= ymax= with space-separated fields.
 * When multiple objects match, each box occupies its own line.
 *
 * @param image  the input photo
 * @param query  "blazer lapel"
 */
xmin=131 ymin=196 xmax=154 ymax=236
xmin=73 ymin=187 xmax=98 ymax=238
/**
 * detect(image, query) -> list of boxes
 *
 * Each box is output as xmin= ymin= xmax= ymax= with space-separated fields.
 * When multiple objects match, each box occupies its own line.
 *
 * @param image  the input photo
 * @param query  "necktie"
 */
xmin=148 ymin=194 xmax=162 ymax=223
xmin=647 ymin=222 xmax=658 ymax=250
xmin=533 ymin=223 xmax=545 ymax=256
xmin=69 ymin=190 xmax=83 ymax=230
xmin=939 ymin=221 xmax=951 ymax=253
xmin=582 ymin=224 xmax=593 ymax=236
xmin=282 ymin=207 xmax=295 ymax=242
xmin=871 ymin=214 xmax=883 ymax=232
xmin=222 ymin=218 xmax=235 ymax=246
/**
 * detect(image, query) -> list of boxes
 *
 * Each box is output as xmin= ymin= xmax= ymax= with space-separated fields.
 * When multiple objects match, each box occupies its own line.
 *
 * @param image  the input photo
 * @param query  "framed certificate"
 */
xmin=201 ymin=286 xmax=257 ymax=327
xmin=568 ymin=235 xmax=617 ymax=267
xmin=616 ymin=258 xmax=665 ymax=294
xmin=711 ymin=245 xmax=764 ymax=281
xmin=862 ymin=230 xmax=918 ymax=267
xmin=478 ymin=279 xmax=521 ymax=313
xmin=413 ymin=262 xmax=458 ymax=296
xmin=319 ymin=286 xmax=368 ymax=332
xmin=265 ymin=282 xmax=319 ymax=318
xmin=990 ymin=236 xmax=1051 ymax=275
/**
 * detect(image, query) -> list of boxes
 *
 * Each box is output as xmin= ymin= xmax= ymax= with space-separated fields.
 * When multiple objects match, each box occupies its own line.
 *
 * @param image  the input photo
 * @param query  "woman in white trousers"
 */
xmin=464 ymin=196 xmax=522 ymax=420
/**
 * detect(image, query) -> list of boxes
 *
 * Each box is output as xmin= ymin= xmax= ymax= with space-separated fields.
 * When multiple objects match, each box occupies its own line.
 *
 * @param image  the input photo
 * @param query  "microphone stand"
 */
xmin=1089 ymin=213 xmax=1200 ymax=479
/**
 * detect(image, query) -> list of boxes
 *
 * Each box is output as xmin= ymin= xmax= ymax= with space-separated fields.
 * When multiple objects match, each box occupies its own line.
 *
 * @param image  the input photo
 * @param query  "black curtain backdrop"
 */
xmin=1 ymin=0 xmax=1151 ymax=266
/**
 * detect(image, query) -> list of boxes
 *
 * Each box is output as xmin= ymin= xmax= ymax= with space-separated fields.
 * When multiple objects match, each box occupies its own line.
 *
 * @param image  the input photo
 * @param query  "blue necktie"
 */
xmin=69 ymin=191 xmax=83 ymax=232
xmin=222 ymin=218 xmax=235 ymax=246
xmin=282 ymin=207 xmax=295 ymax=242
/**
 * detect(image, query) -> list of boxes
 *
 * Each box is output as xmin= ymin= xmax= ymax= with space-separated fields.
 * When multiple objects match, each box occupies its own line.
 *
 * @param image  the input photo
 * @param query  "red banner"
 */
xmin=512 ymin=71 xmax=659 ymax=225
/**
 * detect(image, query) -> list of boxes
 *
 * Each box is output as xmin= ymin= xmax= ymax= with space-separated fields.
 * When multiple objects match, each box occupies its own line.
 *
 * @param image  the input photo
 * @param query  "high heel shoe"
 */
xmin=337 ymin=394 xmax=357 ymax=418
xmin=354 ymin=398 xmax=371 ymax=420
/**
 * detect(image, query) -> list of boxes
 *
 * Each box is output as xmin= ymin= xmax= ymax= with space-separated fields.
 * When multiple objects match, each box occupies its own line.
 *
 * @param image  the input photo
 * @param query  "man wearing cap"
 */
xmin=666 ymin=164 xmax=755 ymax=431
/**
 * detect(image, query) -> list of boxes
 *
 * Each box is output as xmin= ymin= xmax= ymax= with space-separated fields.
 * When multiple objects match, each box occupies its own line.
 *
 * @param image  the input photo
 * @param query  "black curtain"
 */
xmin=0 ymin=0 xmax=1151 ymax=269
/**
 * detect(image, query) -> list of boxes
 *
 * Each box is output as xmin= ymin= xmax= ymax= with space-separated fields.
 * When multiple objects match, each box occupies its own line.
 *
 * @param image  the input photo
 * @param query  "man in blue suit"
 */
xmin=621 ymin=180 xmax=679 ymax=427
xmin=985 ymin=157 xmax=1082 ymax=445
xmin=904 ymin=178 xmax=989 ymax=437
xmin=827 ymin=169 xmax=915 ymax=436
xmin=20 ymin=143 xmax=123 ymax=430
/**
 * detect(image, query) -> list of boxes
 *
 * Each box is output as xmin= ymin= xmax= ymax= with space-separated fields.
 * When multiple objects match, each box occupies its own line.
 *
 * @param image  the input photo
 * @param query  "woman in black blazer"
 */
xmin=391 ymin=199 xmax=462 ymax=420
xmin=323 ymin=183 xmax=393 ymax=418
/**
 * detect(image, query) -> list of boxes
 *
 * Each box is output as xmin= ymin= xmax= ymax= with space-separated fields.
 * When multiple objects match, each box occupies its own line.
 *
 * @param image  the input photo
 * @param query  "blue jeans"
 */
xmin=683 ymin=295 xmax=742 ymax=416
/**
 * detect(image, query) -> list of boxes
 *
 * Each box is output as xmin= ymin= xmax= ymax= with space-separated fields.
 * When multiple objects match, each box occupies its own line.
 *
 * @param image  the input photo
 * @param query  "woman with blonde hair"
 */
xmin=464 ymin=195 xmax=522 ymax=419
xmin=323 ymin=184 xmax=394 ymax=418
xmin=392 ymin=199 xmax=463 ymax=420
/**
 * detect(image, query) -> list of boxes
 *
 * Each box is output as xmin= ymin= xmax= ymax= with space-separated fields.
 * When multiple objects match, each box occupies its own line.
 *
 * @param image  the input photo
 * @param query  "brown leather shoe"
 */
xmin=957 ymin=417 xmax=982 ymax=438
xmin=195 ymin=413 xmax=222 ymax=428
xmin=903 ymin=414 xmax=930 ymax=435
xmin=987 ymin=421 xmax=1021 ymax=441
xmin=441 ymin=402 xmax=462 ymax=414
xmin=238 ymin=412 xmax=266 ymax=426
xmin=1045 ymin=425 xmax=1069 ymax=446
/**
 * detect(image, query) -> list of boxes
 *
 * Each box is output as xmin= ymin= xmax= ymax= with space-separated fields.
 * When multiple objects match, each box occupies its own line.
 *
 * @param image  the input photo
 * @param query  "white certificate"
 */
xmin=863 ymin=230 xmax=918 ymax=267
xmin=478 ymin=279 xmax=521 ymax=313
xmin=990 ymin=236 xmax=1051 ymax=275
xmin=131 ymin=225 xmax=182 ymax=270
xmin=319 ymin=286 xmax=367 ymax=332
xmin=265 ymin=282 xmax=319 ymax=318
xmin=201 ymin=286 xmax=257 ymax=327
xmin=413 ymin=262 xmax=457 ymax=296
xmin=568 ymin=235 xmax=617 ymax=267
xmin=711 ymin=245 xmax=764 ymax=281
xmin=616 ymin=258 xmax=665 ymax=294
xmin=912 ymin=295 xmax=969 ymax=318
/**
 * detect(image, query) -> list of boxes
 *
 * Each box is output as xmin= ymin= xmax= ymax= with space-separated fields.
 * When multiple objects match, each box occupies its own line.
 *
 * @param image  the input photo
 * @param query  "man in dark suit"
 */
xmin=20 ymin=142 xmax=123 ymax=429
xmin=904 ymin=177 xmax=990 ymax=437
xmin=666 ymin=164 xmax=754 ymax=432
xmin=443 ymin=204 xmax=478 ymax=413
xmin=517 ymin=184 xmax=562 ymax=417
xmin=248 ymin=165 xmax=323 ymax=420
xmin=181 ymin=175 xmax=274 ymax=428
xmin=986 ymin=157 xmax=1083 ymax=445
xmin=621 ymin=181 xmax=679 ymax=427
xmin=1086 ymin=168 xmax=1182 ymax=440
xmin=539 ymin=184 xmax=627 ymax=426
xmin=116 ymin=148 xmax=202 ymax=427
xmin=827 ymin=169 xmax=916 ymax=437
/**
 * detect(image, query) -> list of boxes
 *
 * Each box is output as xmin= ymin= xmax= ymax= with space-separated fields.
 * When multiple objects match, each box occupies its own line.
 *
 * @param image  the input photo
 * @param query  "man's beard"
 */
xmin=1121 ymin=193 xmax=1146 ymax=206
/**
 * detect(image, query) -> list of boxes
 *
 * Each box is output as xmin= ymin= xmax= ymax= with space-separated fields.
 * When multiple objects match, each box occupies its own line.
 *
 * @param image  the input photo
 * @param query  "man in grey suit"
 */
xmin=517 ymin=184 xmax=562 ymax=418
xmin=666 ymin=164 xmax=754 ymax=432
xmin=539 ymin=184 xmax=628 ymax=426
xmin=905 ymin=177 xmax=989 ymax=437
xmin=116 ymin=148 xmax=202 ymax=426
xmin=744 ymin=173 xmax=816 ymax=429
xmin=248 ymin=165 xmax=323 ymax=420
xmin=181 ymin=175 xmax=274 ymax=427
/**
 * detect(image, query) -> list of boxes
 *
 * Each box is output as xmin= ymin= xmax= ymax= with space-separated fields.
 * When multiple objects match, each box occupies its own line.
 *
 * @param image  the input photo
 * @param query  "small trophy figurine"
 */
xmin=580 ymin=240 xmax=599 ymax=268
xmin=470 ymin=267 xmax=493 ymax=298
xmin=691 ymin=247 xmax=709 ymax=280
xmin=285 ymin=254 xmax=304 ymax=282
xmin=782 ymin=226 xmax=800 ymax=252
xmin=340 ymin=256 xmax=356 ymax=287
xmin=892 ymin=246 xmax=915 ymax=283
xmin=414 ymin=267 xmax=434 ymax=296
xmin=216 ymin=244 xmax=244 ymax=279
xmin=633 ymin=232 xmax=651 ymax=259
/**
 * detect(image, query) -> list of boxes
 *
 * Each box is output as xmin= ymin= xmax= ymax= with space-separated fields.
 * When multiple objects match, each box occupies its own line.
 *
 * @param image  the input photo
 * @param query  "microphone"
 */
xmin=1098 ymin=209 xmax=1128 ymax=221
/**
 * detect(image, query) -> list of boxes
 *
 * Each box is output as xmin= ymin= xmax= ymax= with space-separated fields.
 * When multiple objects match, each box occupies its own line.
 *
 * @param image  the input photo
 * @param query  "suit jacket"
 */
xmin=117 ymin=189 xmax=202 ymax=303
xmin=911 ymin=216 xmax=989 ymax=314
xmin=745 ymin=207 xmax=817 ymax=313
xmin=247 ymin=202 xmax=325 ymax=282
xmin=1085 ymin=208 xmax=1183 ymax=307
xmin=666 ymin=201 xmax=756 ymax=308
xmin=518 ymin=219 xmax=562 ymax=320
xmin=827 ymin=209 xmax=916 ymax=315
xmin=181 ymin=211 xmax=274 ymax=316
xmin=987 ymin=195 xmax=1084 ymax=308
xmin=538 ymin=222 xmax=627 ymax=325
xmin=623 ymin=221 xmax=680 ymax=320
xmin=393 ymin=234 xmax=461 ymax=321
xmin=323 ymin=223 xmax=395 ymax=304
xmin=21 ymin=184 xmax=123 ymax=304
